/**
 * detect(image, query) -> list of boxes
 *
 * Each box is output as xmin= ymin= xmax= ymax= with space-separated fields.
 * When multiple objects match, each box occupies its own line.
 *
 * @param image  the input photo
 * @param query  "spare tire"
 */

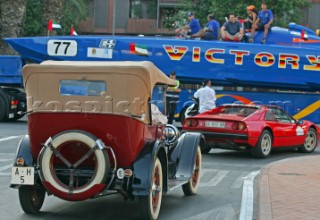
xmin=39 ymin=130 xmax=110 ymax=197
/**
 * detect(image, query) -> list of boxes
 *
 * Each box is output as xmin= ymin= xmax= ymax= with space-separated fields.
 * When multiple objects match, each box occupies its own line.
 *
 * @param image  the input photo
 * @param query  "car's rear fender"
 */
xmin=169 ymin=132 xmax=202 ymax=181
xmin=10 ymin=135 xmax=38 ymax=188
xmin=249 ymin=126 xmax=274 ymax=147
xmin=131 ymin=140 xmax=168 ymax=196
xmin=13 ymin=135 xmax=35 ymax=167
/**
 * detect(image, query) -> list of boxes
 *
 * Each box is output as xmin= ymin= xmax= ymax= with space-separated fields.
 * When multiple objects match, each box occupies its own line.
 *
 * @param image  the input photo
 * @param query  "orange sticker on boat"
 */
xmin=304 ymin=55 xmax=320 ymax=71
xmin=279 ymin=54 xmax=299 ymax=69
xmin=163 ymin=45 xmax=188 ymax=61
xmin=205 ymin=49 xmax=225 ymax=64
xmin=193 ymin=47 xmax=200 ymax=62
xmin=254 ymin=52 xmax=275 ymax=67
xmin=230 ymin=50 xmax=250 ymax=65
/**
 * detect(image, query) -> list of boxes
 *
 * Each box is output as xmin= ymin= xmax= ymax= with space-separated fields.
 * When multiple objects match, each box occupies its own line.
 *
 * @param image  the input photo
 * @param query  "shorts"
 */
xmin=202 ymin=32 xmax=217 ymax=40
xmin=257 ymin=23 xmax=272 ymax=31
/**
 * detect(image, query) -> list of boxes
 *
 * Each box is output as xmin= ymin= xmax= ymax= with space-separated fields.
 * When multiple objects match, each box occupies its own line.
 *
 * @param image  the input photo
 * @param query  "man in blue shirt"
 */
xmin=191 ymin=14 xmax=220 ymax=40
xmin=175 ymin=11 xmax=201 ymax=35
xmin=250 ymin=1 xmax=273 ymax=44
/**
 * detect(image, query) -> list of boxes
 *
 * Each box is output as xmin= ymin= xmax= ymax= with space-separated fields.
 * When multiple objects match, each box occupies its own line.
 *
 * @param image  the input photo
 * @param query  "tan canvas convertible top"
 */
xmin=23 ymin=61 xmax=176 ymax=124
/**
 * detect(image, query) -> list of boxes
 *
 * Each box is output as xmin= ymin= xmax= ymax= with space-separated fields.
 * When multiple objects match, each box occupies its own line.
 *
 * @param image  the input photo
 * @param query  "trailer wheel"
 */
xmin=182 ymin=146 xmax=202 ymax=195
xmin=139 ymin=157 xmax=163 ymax=220
xmin=0 ymin=95 xmax=7 ymax=121
xmin=19 ymin=186 xmax=45 ymax=214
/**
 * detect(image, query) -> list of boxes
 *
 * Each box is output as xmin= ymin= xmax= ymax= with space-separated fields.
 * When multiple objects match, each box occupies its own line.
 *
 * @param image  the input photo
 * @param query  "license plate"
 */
xmin=11 ymin=167 xmax=34 ymax=185
xmin=205 ymin=121 xmax=225 ymax=128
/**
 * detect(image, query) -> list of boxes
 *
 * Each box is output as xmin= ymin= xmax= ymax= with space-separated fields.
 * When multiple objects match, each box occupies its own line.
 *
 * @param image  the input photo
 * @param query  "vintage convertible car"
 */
xmin=10 ymin=61 xmax=203 ymax=220
xmin=182 ymin=104 xmax=319 ymax=158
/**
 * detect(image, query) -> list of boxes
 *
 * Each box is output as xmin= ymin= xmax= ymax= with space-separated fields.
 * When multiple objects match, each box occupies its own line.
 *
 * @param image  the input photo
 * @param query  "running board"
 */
xmin=167 ymin=179 xmax=188 ymax=192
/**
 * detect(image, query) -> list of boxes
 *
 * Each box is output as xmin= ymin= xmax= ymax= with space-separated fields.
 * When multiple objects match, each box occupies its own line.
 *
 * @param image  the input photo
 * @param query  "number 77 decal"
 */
xmin=47 ymin=40 xmax=78 ymax=56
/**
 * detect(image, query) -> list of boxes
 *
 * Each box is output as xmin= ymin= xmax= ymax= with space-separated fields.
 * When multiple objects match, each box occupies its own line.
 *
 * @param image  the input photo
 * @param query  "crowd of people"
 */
xmin=158 ymin=1 xmax=274 ymax=124
xmin=175 ymin=1 xmax=273 ymax=44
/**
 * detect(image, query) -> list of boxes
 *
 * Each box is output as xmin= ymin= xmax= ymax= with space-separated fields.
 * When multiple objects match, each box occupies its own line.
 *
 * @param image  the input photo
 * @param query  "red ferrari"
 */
xmin=182 ymin=104 xmax=320 ymax=158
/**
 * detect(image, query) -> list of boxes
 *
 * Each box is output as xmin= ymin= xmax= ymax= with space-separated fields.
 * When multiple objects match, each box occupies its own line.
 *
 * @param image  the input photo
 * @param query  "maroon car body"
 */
xmin=183 ymin=104 xmax=319 ymax=158
xmin=10 ymin=61 xmax=203 ymax=220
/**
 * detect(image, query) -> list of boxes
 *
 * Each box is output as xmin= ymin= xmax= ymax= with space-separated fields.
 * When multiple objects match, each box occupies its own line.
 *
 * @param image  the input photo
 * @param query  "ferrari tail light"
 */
xmin=238 ymin=122 xmax=246 ymax=130
xmin=232 ymin=122 xmax=239 ymax=130
xmin=191 ymin=119 xmax=198 ymax=127
xmin=184 ymin=119 xmax=198 ymax=127
xmin=185 ymin=119 xmax=192 ymax=127
xmin=232 ymin=122 xmax=246 ymax=130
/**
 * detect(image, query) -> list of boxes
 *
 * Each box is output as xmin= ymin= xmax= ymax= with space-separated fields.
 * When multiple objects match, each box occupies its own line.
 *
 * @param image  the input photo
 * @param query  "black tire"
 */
xmin=251 ymin=130 xmax=272 ymax=158
xmin=0 ymin=95 xmax=7 ymax=121
xmin=299 ymin=128 xmax=317 ymax=153
xmin=19 ymin=186 xmax=45 ymax=214
xmin=139 ymin=157 xmax=163 ymax=220
xmin=201 ymin=144 xmax=211 ymax=154
xmin=182 ymin=146 xmax=201 ymax=195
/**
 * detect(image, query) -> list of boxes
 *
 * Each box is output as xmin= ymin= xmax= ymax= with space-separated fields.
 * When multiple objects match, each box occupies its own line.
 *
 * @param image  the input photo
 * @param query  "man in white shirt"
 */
xmin=194 ymin=79 xmax=216 ymax=113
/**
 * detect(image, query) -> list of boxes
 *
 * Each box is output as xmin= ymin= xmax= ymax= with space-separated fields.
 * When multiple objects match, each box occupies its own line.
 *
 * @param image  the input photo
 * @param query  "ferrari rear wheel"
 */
xmin=299 ymin=128 xmax=317 ymax=153
xmin=251 ymin=130 xmax=272 ymax=158
xmin=139 ymin=157 xmax=163 ymax=220
xmin=19 ymin=185 xmax=45 ymax=214
xmin=182 ymin=146 xmax=201 ymax=195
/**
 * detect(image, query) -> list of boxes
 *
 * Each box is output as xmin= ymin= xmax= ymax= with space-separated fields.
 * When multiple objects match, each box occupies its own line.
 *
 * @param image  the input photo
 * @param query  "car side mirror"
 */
xmin=297 ymin=119 xmax=304 ymax=125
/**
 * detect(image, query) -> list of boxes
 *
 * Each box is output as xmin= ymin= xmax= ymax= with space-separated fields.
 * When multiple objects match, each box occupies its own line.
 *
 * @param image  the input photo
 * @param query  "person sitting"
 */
xmin=249 ymin=1 xmax=273 ymax=44
xmin=175 ymin=11 xmax=201 ymax=36
xmin=244 ymin=5 xmax=258 ymax=32
xmin=191 ymin=14 xmax=220 ymax=40
xmin=221 ymin=14 xmax=244 ymax=42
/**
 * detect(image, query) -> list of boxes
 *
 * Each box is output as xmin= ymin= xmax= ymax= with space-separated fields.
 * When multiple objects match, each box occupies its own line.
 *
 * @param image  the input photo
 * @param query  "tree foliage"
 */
xmin=60 ymin=0 xmax=88 ymax=35
xmin=164 ymin=0 xmax=310 ymax=29
xmin=23 ymin=0 xmax=89 ymax=36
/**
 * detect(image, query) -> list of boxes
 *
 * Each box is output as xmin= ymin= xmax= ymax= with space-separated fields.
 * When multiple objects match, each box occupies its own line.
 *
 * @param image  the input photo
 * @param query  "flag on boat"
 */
xmin=301 ymin=30 xmax=305 ymax=39
xmin=48 ymin=20 xmax=62 ymax=31
xmin=70 ymin=27 xmax=78 ymax=36
xmin=129 ymin=43 xmax=149 ymax=56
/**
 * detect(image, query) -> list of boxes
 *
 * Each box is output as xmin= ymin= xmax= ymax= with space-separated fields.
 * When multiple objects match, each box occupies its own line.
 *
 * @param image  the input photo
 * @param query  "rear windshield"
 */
xmin=219 ymin=106 xmax=257 ymax=116
xmin=59 ymin=80 xmax=106 ymax=96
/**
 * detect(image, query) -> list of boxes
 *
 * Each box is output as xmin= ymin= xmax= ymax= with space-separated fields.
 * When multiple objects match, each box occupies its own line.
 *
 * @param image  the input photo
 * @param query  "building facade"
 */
xmin=78 ymin=0 xmax=320 ymax=35
xmin=79 ymin=0 xmax=181 ymax=35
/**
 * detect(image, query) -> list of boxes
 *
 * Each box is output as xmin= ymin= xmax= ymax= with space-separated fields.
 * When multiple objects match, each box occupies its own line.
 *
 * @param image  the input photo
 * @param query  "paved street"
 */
xmin=0 ymin=118 xmax=319 ymax=220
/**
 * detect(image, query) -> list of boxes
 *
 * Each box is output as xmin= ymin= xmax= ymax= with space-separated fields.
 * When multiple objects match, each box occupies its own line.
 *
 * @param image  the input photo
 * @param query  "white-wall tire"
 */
xmin=139 ymin=157 xmax=163 ymax=220
xmin=39 ymin=130 xmax=110 ymax=195
xmin=182 ymin=146 xmax=201 ymax=195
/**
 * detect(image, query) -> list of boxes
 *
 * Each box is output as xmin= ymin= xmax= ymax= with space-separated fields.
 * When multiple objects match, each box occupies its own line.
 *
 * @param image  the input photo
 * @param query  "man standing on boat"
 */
xmin=250 ymin=1 xmax=273 ymax=44
xmin=166 ymin=71 xmax=181 ymax=124
xmin=175 ymin=11 xmax=201 ymax=36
